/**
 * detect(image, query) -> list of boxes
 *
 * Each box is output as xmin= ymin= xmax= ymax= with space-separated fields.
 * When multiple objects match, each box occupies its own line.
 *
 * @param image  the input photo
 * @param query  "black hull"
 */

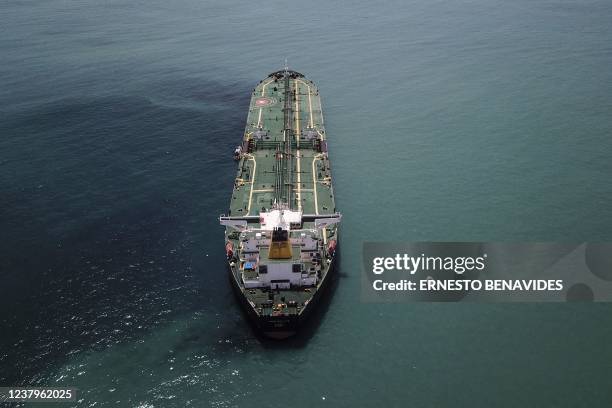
xmin=229 ymin=255 xmax=337 ymax=339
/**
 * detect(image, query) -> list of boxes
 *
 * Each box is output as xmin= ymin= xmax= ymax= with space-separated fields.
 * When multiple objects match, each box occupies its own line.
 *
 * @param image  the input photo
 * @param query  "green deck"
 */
xmin=229 ymin=71 xmax=336 ymax=218
xmin=223 ymin=70 xmax=338 ymax=319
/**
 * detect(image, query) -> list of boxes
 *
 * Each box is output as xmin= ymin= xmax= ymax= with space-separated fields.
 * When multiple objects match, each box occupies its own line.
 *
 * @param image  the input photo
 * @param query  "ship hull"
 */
xmin=228 ymin=254 xmax=337 ymax=339
xmin=220 ymin=69 xmax=340 ymax=339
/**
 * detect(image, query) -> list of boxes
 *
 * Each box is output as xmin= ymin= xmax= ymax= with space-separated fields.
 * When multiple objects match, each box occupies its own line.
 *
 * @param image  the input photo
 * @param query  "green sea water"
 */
xmin=1 ymin=0 xmax=612 ymax=406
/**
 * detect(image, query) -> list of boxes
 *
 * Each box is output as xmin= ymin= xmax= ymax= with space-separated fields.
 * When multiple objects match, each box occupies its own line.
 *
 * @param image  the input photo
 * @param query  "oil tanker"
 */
xmin=220 ymin=68 xmax=341 ymax=339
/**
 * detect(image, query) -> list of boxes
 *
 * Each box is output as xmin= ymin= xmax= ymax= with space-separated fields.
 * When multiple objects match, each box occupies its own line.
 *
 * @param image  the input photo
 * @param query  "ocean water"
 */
xmin=2 ymin=0 xmax=612 ymax=406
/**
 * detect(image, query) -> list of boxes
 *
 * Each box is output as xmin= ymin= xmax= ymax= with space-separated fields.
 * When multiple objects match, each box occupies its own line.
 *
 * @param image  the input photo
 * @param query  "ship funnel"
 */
xmin=268 ymin=227 xmax=293 ymax=259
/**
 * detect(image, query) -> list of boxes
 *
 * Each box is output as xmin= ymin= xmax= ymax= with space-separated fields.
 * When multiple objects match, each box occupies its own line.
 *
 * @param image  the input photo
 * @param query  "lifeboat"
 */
xmin=327 ymin=239 xmax=337 ymax=257
xmin=225 ymin=241 xmax=234 ymax=259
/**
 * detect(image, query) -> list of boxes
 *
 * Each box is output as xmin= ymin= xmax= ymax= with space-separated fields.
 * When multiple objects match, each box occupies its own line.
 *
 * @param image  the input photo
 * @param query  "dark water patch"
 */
xmin=0 ymin=82 xmax=251 ymax=384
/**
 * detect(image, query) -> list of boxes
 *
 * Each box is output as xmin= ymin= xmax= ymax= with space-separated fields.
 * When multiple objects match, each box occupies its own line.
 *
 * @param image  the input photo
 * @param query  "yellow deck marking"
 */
xmin=297 ymin=79 xmax=314 ymax=128
xmin=293 ymin=79 xmax=327 ymax=215
xmin=307 ymin=84 xmax=313 ymax=127
xmin=312 ymin=153 xmax=322 ymax=215
xmin=294 ymin=79 xmax=302 ymax=211
xmin=296 ymin=150 xmax=301 ymax=212
xmin=318 ymin=91 xmax=325 ymax=127
xmin=246 ymin=154 xmax=256 ymax=214
xmin=295 ymin=80 xmax=300 ymax=149
xmin=257 ymin=79 xmax=273 ymax=128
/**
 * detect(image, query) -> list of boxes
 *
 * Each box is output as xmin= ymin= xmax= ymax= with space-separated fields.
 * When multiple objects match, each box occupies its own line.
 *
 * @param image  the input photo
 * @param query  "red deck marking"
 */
xmin=255 ymin=97 xmax=273 ymax=107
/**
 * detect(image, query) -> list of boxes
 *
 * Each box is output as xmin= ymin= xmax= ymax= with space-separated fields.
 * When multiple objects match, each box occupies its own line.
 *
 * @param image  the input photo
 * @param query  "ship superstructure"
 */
xmin=220 ymin=69 xmax=340 ymax=338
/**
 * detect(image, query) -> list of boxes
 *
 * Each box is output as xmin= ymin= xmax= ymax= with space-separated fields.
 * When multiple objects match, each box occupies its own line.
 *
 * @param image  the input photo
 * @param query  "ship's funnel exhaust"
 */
xmin=268 ymin=227 xmax=293 ymax=259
